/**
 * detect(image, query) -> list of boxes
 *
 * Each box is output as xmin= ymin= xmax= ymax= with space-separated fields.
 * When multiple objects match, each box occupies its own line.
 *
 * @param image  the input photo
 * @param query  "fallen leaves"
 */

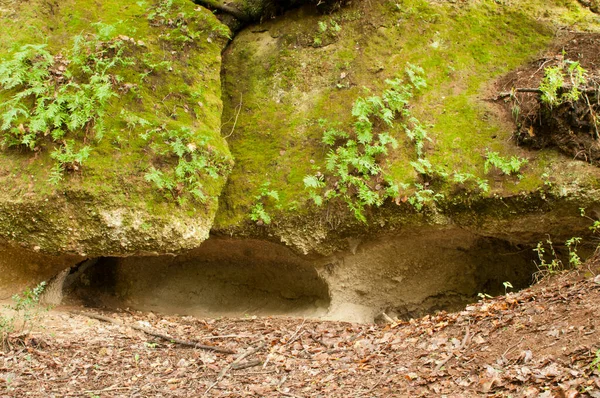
xmin=0 ymin=271 xmax=599 ymax=396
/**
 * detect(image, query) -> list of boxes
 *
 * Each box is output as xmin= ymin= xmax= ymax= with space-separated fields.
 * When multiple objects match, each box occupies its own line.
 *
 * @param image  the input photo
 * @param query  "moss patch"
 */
xmin=0 ymin=0 xmax=233 ymax=254
xmin=214 ymin=0 xmax=600 ymax=250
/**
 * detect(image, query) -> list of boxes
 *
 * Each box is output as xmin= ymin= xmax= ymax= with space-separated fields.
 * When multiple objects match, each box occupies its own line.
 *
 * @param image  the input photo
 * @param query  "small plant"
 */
xmin=313 ymin=19 xmax=342 ymax=48
xmin=48 ymin=141 xmax=91 ymax=185
xmin=1 ymin=282 xmax=47 ymax=348
xmin=484 ymin=150 xmax=528 ymax=176
xmin=318 ymin=21 xmax=328 ymax=33
xmin=403 ymin=182 xmax=444 ymax=211
xmin=534 ymin=238 xmax=562 ymax=277
xmin=539 ymin=59 xmax=587 ymax=107
xmin=565 ymin=237 xmax=582 ymax=268
xmin=143 ymin=125 xmax=231 ymax=204
xmin=250 ymin=182 xmax=279 ymax=225
xmin=580 ymin=207 xmax=600 ymax=233
xmin=533 ymin=235 xmax=583 ymax=280
xmin=304 ymin=64 xmax=428 ymax=222
xmin=410 ymin=158 xmax=434 ymax=176
xmin=591 ymin=349 xmax=600 ymax=373
xmin=511 ymin=102 xmax=521 ymax=122
xmin=503 ymin=281 xmax=513 ymax=294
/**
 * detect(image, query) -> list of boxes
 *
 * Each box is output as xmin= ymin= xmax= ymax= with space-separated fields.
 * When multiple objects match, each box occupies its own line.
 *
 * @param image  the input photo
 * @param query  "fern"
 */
xmin=48 ymin=141 xmax=91 ymax=184
xmin=143 ymin=125 xmax=231 ymax=203
xmin=0 ymin=25 xmax=141 ymax=182
xmin=303 ymin=66 xmax=429 ymax=221
xmin=484 ymin=150 xmax=528 ymax=176
xmin=249 ymin=182 xmax=280 ymax=224
xmin=539 ymin=59 xmax=588 ymax=107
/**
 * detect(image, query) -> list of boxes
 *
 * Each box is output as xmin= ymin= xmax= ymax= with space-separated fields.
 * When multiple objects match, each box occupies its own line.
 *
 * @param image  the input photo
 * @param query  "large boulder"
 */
xmin=0 ymin=0 xmax=233 ymax=257
xmin=214 ymin=0 xmax=600 ymax=254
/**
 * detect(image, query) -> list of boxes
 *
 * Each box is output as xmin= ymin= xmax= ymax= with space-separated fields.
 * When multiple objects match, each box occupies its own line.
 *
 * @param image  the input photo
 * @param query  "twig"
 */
xmin=434 ymin=353 xmax=454 ymax=372
xmin=434 ymin=326 xmax=470 ymax=372
xmin=203 ymin=334 xmax=247 ymax=340
xmin=224 ymin=93 xmax=243 ymax=138
xmin=584 ymin=93 xmax=600 ymax=139
xmin=531 ymin=58 xmax=554 ymax=78
xmin=285 ymin=319 xmax=307 ymax=347
xmin=84 ymin=385 xmax=131 ymax=394
xmin=460 ymin=325 xmax=471 ymax=349
xmin=496 ymin=86 xmax=599 ymax=100
xmin=204 ymin=343 xmax=265 ymax=395
xmin=501 ymin=337 xmax=525 ymax=359
xmin=71 ymin=311 xmax=235 ymax=354
xmin=356 ymin=369 xmax=390 ymax=397
xmin=232 ymin=359 xmax=262 ymax=370
xmin=276 ymin=388 xmax=304 ymax=398
xmin=263 ymin=345 xmax=276 ymax=369
xmin=379 ymin=312 xmax=396 ymax=325
xmin=276 ymin=376 xmax=304 ymax=398
xmin=310 ymin=333 xmax=329 ymax=348
xmin=241 ymin=369 xmax=277 ymax=375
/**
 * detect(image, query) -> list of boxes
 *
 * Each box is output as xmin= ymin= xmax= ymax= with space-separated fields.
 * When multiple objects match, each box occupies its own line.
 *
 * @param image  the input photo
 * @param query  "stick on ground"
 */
xmin=71 ymin=311 xmax=235 ymax=354
xmin=204 ymin=342 xmax=265 ymax=395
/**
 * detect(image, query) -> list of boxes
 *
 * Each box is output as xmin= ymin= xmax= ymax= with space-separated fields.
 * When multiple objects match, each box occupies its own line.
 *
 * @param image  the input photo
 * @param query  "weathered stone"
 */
xmin=0 ymin=0 xmax=233 ymax=256
xmin=0 ymin=240 xmax=82 ymax=298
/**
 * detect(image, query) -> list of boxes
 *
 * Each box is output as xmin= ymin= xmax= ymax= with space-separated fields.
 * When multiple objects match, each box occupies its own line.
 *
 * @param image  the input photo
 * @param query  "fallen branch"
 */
xmin=285 ymin=319 xmax=307 ymax=347
xmin=434 ymin=326 xmax=470 ymax=372
xmin=194 ymin=0 xmax=249 ymax=22
xmin=232 ymin=359 xmax=262 ymax=370
xmin=204 ymin=342 xmax=265 ymax=395
xmin=496 ymin=86 xmax=599 ymax=100
xmin=71 ymin=311 xmax=235 ymax=354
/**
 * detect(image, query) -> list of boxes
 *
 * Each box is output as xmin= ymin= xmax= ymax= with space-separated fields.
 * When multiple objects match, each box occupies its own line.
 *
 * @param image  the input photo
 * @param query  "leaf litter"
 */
xmin=1 ymin=264 xmax=599 ymax=397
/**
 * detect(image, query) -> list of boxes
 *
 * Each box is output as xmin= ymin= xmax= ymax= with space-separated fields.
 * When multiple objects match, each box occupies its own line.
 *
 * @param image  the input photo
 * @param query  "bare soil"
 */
xmin=496 ymin=32 xmax=600 ymax=164
xmin=1 ymin=259 xmax=599 ymax=397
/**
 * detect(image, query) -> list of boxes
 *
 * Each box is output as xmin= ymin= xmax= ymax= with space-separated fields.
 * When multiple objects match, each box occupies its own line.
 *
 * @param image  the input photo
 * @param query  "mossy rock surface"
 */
xmin=0 ymin=0 xmax=233 ymax=255
xmin=215 ymin=0 xmax=600 ymax=253
xmin=208 ymin=0 xmax=346 ymax=22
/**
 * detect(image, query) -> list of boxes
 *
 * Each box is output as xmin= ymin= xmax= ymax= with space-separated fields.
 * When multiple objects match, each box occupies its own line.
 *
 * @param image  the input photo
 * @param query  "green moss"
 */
xmin=0 ymin=0 xmax=233 ymax=254
xmin=216 ymin=0 xmax=600 ymax=231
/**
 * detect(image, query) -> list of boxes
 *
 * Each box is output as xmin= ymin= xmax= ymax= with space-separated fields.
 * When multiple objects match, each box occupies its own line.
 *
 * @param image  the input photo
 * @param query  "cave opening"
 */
xmin=64 ymin=239 xmax=331 ymax=318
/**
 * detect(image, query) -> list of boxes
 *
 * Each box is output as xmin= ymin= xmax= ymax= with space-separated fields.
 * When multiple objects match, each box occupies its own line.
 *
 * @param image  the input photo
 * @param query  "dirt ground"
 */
xmin=496 ymin=32 xmax=600 ymax=164
xmin=1 ymin=260 xmax=599 ymax=397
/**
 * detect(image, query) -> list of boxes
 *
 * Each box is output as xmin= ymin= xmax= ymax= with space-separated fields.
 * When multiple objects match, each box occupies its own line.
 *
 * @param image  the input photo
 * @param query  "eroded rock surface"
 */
xmin=65 ymin=231 xmax=551 ymax=323
xmin=3 ymin=0 xmax=600 ymax=321
xmin=0 ymin=0 xmax=232 ymax=256
xmin=0 ymin=240 xmax=82 ymax=298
